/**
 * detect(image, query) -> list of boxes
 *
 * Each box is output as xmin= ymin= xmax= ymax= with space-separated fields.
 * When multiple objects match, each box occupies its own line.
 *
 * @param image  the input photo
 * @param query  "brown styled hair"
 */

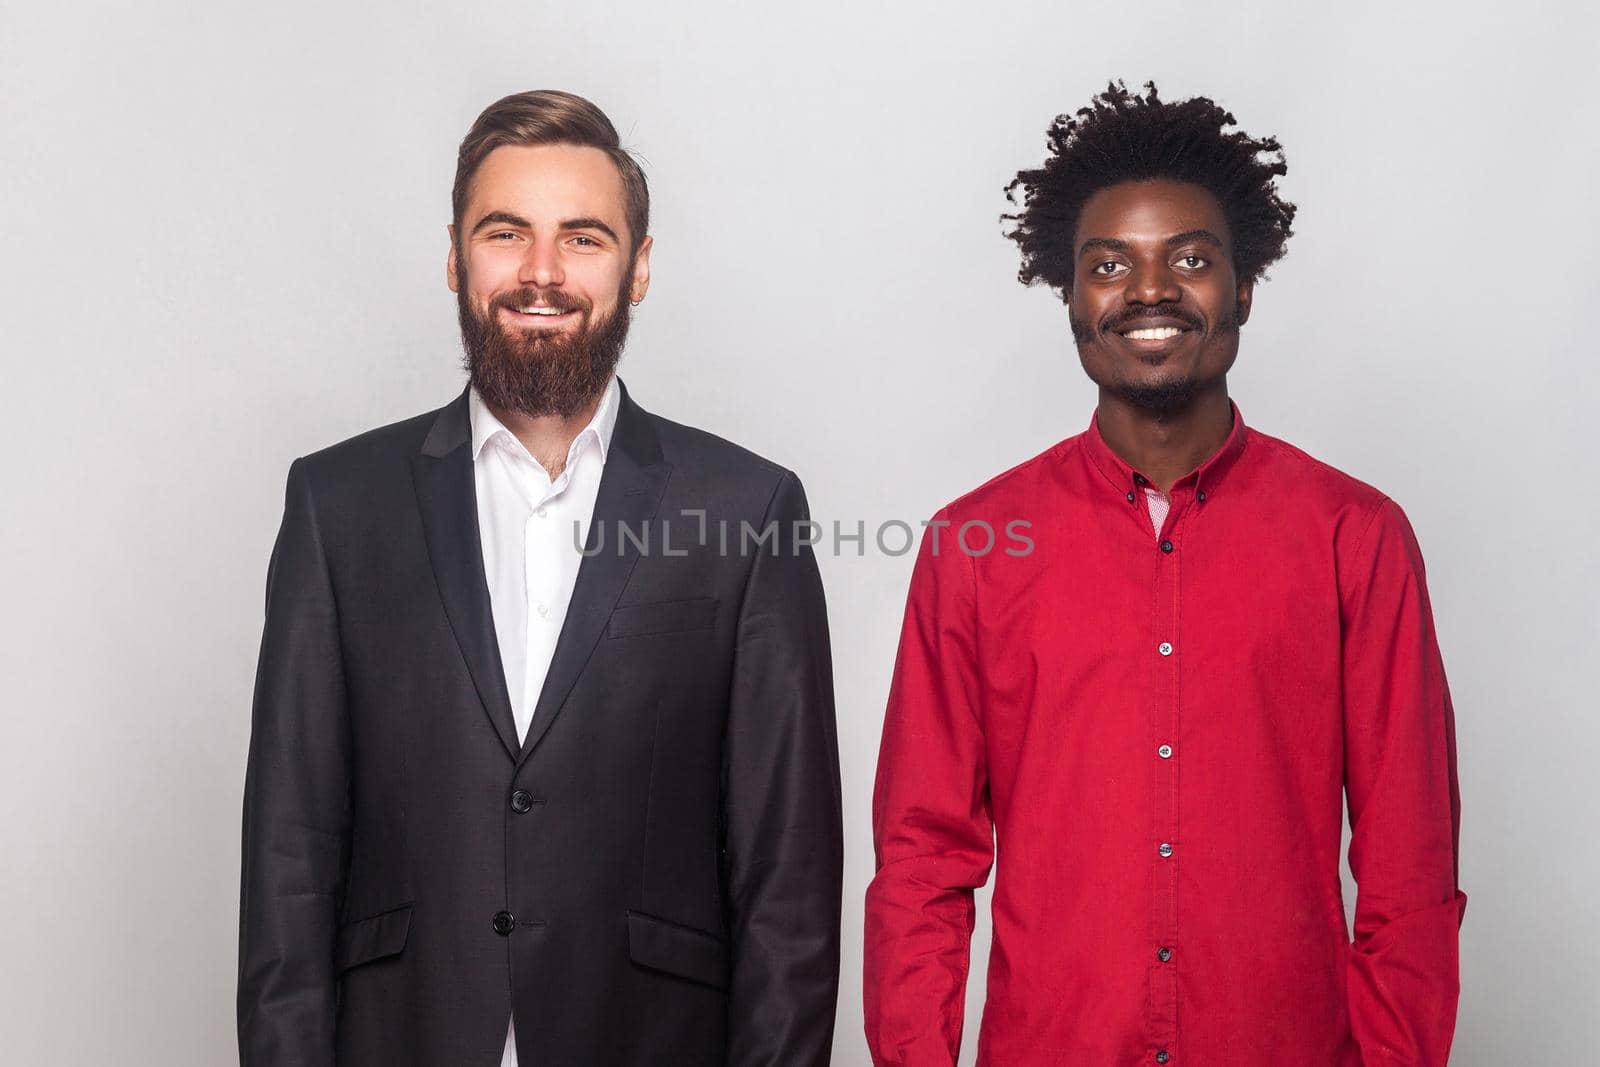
xmin=452 ymin=90 xmax=650 ymax=252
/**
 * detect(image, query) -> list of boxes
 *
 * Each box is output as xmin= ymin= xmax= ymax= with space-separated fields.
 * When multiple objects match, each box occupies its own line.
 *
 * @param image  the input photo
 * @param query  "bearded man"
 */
xmin=238 ymin=90 xmax=843 ymax=1067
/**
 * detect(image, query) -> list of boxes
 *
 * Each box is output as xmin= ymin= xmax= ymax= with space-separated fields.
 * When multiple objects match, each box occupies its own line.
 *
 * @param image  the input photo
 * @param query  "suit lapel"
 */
xmin=411 ymin=387 xmax=521 ymax=761
xmin=518 ymin=380 xmax=670 ymax=765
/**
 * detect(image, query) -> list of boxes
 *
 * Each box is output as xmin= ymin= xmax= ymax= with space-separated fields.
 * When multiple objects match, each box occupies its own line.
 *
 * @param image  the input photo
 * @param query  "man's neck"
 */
xmin=1094 ymin=385 xmax=1233 ymax=495
xmin=486 ymin=387 xmax=606 ymax=479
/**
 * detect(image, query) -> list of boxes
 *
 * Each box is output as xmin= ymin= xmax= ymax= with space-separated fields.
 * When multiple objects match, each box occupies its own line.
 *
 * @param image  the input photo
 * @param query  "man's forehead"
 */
xmin=465 ymin=143 xmax=626 ymax=224
xmin=1076 ymin=179 xmax=1230 ymax=247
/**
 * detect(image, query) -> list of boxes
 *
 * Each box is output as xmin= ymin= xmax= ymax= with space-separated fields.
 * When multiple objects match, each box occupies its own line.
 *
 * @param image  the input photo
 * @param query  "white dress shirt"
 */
xmin=468 ymin=375 xmax=620 ymax=1067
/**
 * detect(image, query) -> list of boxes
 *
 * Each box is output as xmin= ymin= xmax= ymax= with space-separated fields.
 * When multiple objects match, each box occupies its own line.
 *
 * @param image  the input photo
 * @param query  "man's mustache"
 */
xmin=1099 ymin=304 xmax=1204 ymax=334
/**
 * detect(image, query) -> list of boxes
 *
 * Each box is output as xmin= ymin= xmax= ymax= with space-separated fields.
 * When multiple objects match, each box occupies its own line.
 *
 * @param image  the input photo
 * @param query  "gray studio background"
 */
xmin=2 ymin=0 xmax=1595 ymax=1063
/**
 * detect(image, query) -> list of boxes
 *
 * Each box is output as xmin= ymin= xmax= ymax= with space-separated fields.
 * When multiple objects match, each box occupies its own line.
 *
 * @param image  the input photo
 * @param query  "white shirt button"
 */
xmin=536 ymin=603 xmax=549 ymax=618
xmin=1159 ymin=842 xmax=1174 ymax=857
xmin=1158 ymin=641 xmax=1173 ymax=656
xmin=1158 ymin=744 xmax=1173 ymax=759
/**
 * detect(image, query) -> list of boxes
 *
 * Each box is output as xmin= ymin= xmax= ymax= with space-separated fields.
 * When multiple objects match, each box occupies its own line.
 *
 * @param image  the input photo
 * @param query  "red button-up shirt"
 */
xmin=864 ymin=402 xmax=1465 ymax=1066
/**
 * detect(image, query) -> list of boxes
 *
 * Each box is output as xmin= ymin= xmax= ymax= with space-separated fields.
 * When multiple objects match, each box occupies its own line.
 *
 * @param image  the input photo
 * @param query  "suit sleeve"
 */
xmin=863 ymin=511 xmax=993 ymax=1066
xmin=1339 ymin=497 xmax=1466 ymax=1066
xmin=237 ymin=457 xmax=352 ymax=1066
xmin=722 ymin=469 xmax=844 ymax=1066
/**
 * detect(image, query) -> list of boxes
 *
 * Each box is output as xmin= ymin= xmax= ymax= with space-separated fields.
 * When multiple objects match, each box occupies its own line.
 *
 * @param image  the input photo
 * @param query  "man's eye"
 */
xmin=571 ymin=235 xmax=598 ymax=247
xmin=1177 ymin=255 xmax=1207 ymax=269
xmin=1092 ymin=261 xmax=1125 ymax=276
xmin=489 ymin=232 xmax=516 ymax=240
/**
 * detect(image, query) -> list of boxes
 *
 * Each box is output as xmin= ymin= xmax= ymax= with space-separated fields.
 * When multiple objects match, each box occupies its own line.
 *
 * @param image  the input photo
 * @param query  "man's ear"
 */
xmin=628 ymin=235 xmax=653 ymax=304
xmin=446 ymin=224 xmax=459 ymax=293
xmin=1235 ymin=278 xmax=1254 ymax=326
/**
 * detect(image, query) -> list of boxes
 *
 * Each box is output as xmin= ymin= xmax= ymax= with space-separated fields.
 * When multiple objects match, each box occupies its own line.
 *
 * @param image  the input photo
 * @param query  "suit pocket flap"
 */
xmin=335 ymin=902 xmax=413 ymax=974
xmin=607 ymin=597 xmax=718 ymax=639
xmin=626 ymin=910 xmax=730 ymax=990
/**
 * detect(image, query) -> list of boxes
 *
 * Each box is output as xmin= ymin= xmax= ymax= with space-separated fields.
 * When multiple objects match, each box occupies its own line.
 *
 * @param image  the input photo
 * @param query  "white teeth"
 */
xmin=1123 ymin=326 xmax=1186 ymax=340
xmin=516 ymin=306 xmax=561 ymax=315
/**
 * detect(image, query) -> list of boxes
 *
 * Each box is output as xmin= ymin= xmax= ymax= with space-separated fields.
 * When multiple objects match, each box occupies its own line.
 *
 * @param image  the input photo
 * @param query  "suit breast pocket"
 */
xmin=606 ymin=597 xmax=718 ymax=639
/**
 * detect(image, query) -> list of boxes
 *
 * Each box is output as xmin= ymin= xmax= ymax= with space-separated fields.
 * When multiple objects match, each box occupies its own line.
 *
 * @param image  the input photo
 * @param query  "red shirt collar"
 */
xmin=1082 ymin=398 xmax=1251 ymax=501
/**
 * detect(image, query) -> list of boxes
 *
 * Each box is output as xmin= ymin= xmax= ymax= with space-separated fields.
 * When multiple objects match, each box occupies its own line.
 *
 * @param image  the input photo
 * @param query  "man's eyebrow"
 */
xmin=1166 ymin=229 xmax=1224 ymax=248
xmin=1077 ymin=236 xmax=1130 ymax=258
xmin=559 ymin=217 xmax=620 ymax=243
xmin=1076 ymin=230 xmax=1225 ymax=257
xmin=470 ymin=211 xmax=532 ymax=235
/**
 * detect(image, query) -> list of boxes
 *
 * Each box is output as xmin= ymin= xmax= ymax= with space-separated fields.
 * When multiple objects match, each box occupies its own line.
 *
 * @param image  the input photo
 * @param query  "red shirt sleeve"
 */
xmin=864 ymin=512 xmax=995 ymax=1066
xmin=1339 ymin=497 xmax=1467 ymax=1065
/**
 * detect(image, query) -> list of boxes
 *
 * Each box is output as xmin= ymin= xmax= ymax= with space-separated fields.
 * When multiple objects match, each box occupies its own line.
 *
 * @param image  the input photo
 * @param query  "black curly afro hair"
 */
xmin=1003 ymin=80 xmax=1297 ymax=296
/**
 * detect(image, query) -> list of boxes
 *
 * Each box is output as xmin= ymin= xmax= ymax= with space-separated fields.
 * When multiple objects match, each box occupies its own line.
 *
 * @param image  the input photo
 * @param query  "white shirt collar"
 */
xmin=467 ymin=374 xmax=622 ymax=470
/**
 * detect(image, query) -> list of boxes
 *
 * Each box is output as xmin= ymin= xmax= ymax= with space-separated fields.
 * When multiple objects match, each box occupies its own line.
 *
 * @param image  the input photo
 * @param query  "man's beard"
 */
xmin=456 ymin=262 xmax=633 ymax=419
xmin=1070 ymin=301 xmax=1239 ymax=419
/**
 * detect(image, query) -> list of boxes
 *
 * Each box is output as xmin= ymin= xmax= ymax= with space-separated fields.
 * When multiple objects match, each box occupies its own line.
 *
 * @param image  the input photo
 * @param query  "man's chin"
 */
xmin=501 ymin=334 xmax=575 ymax=358
xmin=1109 ymin=375 xmax=1204 ymax=416
xmin=458 ymin=297 xmax=631 ymax=421
xmin=499 ymin=316 xmax=585 ymax=341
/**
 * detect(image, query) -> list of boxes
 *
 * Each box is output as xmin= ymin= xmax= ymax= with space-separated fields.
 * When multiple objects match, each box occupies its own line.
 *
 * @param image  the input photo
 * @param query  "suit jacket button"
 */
xmin=492 ymin=911 xmax=516 ymax=935
xmin=510 ymin=790 xmax=534 ymax=814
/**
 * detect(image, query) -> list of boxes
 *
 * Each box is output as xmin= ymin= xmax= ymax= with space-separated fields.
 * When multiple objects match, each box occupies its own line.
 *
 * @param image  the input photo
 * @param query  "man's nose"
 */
xmin=518 ymin=239 xmax=565 ymax=290
xmin=1123 ymin=260 xmax=1181 ymax=305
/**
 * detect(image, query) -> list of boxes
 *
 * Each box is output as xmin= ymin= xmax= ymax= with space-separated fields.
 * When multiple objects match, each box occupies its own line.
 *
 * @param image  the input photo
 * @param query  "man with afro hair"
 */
xmin=865 ymin=81 xmax=1464 ymax=1066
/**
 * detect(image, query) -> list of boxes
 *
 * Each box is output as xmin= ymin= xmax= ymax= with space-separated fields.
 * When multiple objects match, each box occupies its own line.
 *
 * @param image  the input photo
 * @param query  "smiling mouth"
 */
xmin=1110 ymin=323 xmax=1199 ymax=353
xmin=1119 ymin=326 xmax=1190 ymax=341
xmin=503 ymin=304 xmax=579 ymax=325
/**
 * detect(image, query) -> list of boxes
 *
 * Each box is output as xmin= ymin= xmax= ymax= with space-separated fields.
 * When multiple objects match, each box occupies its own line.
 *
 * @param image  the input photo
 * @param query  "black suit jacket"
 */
xmin=238 ymin=380 xmax=843 ymax=1065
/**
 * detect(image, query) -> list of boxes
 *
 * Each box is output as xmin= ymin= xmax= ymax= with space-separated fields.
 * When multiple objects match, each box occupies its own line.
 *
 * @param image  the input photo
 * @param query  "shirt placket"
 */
xmin=523 ymin=470 xmax=571 ymax=611
xmin=1139 ymin=470 xmax=1184 ymax=1066
xmin=506 ymin=440 xmax=564 ymax=740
